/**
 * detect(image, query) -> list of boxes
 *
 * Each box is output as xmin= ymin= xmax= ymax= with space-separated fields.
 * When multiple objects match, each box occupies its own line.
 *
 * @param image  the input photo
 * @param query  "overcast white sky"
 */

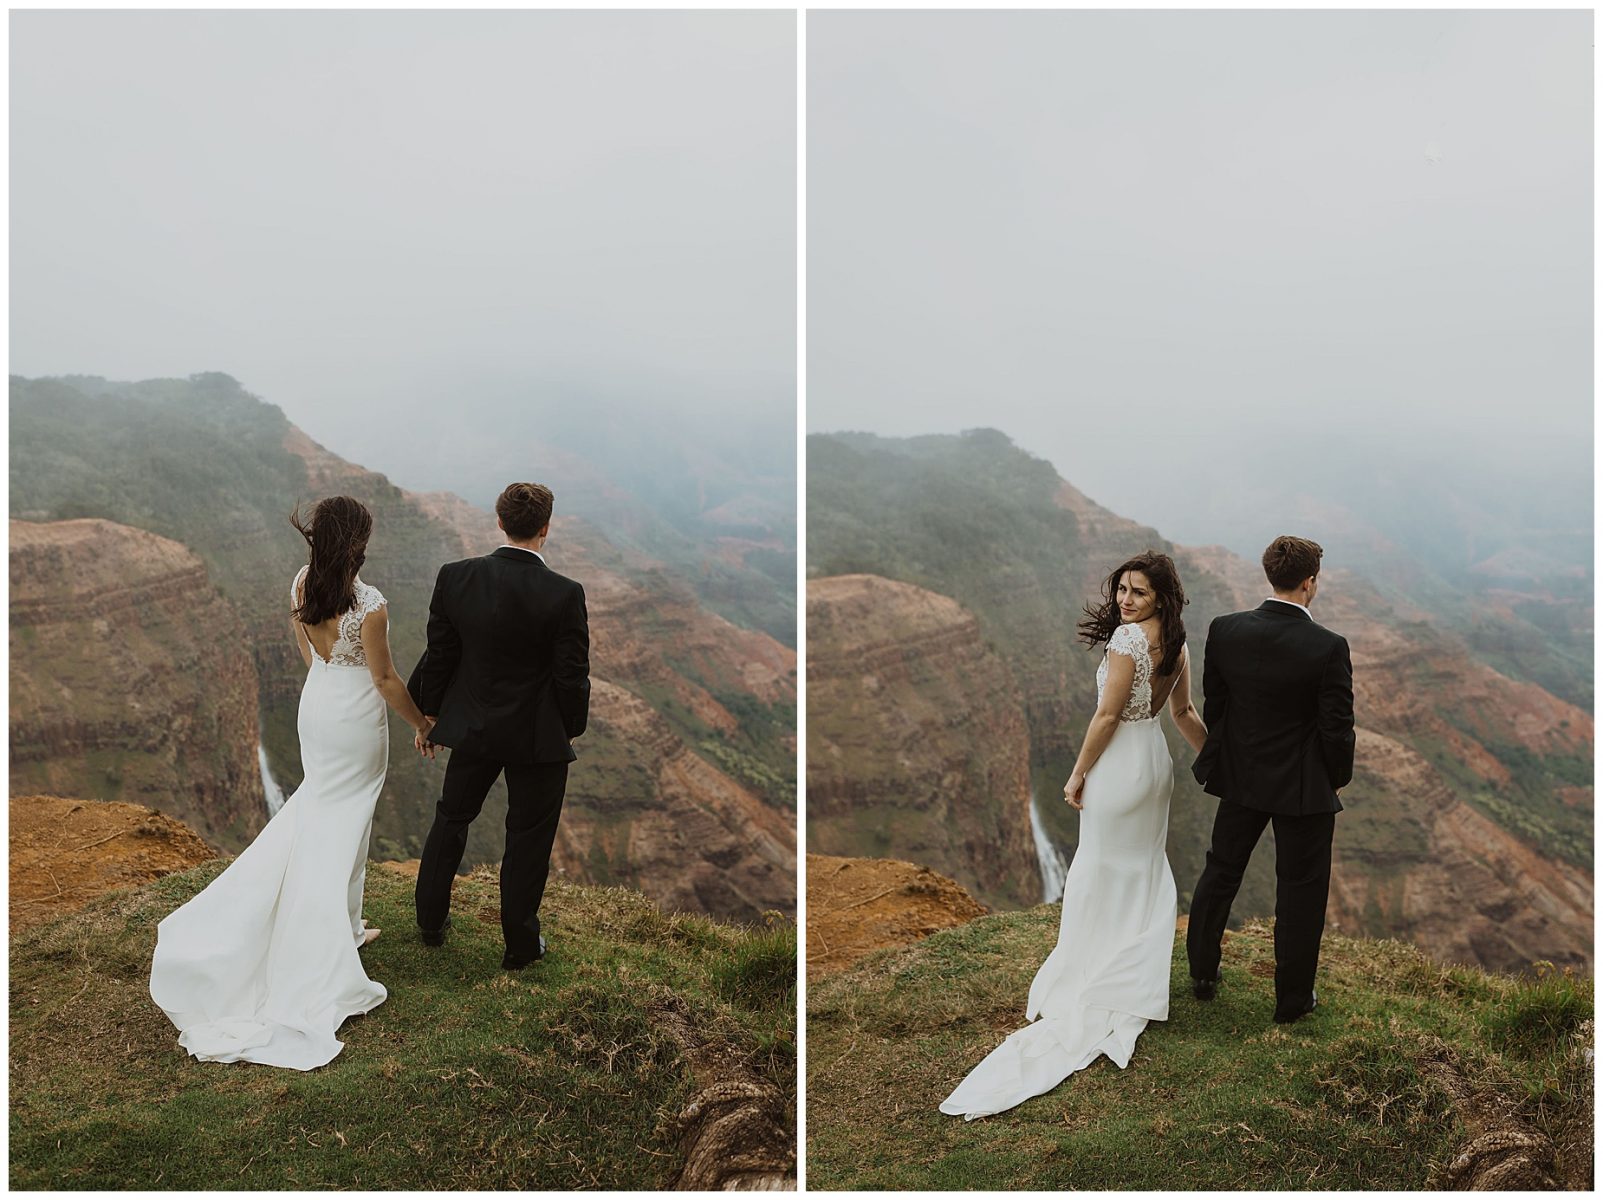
xmin=808 ymin=10 xmax=1591 ymax=533
xmin=12 ymin=9 xmax=795 ymax=457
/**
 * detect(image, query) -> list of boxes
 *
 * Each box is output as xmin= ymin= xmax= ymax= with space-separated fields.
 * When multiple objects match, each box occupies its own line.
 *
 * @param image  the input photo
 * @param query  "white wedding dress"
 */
xmin=149 ymin=568 xmax=390 ymax=1070
xmin=941 ymin=622 xmax=1179 ymax=1119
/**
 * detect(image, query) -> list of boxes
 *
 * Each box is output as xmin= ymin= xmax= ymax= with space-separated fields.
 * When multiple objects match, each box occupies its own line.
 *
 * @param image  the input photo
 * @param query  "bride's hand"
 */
xmin=414 ymin=717 xmax=437 ymax=760
xmin=1063 ymin=772 xmax=1086 ymax=810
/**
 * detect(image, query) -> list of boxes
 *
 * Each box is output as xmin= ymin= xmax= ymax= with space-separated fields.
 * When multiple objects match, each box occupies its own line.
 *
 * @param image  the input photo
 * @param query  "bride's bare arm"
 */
xmin=1167 ymin=648 xmax=1207 ymax=753
xmin=290 ymin=576 xmax=314 ymax=669
xmin=360 ymin=608 xmax=432 ymax=735
xmin=290 ymin=616 xmax=315 ymax=669
xmin=1064 ymin=651 xmax=1135 ymax=809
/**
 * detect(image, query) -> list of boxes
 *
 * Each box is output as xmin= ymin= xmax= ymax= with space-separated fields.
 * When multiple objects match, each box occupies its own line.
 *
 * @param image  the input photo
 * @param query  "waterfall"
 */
xmin=1029 ymin=788 xmax=1069 ymax=903
xmin=259 ymin=743 xmax=287 ymax=817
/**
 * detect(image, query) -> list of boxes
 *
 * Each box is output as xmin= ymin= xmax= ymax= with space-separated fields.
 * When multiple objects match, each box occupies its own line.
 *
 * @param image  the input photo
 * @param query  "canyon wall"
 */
xmin=11 ymin=373 xmax=795 ymax=921
xmin=10 ymin=519 xmax=267 ymax=849
xmin=556 ymin=681 xmax=795 ymax=920
xmin=806 ymin=573 xmax=1039 ymax=909
xmin=808 ymin=429 xmax=1592 ymax=971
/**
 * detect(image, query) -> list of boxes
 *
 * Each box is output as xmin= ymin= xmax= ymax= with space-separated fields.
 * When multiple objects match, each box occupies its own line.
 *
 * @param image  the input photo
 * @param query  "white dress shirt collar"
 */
xmin=498 ymin=544 xmax=546 ymax=563
xmin=1264 ymin=596 xmax=1311 ymax=617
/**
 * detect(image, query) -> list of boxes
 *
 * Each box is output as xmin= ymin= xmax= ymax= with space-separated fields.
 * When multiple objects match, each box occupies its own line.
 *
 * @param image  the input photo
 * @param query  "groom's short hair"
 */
xmin=497 ymin=482 xmax=555 ymax=539
xmin=1263 ymin=535 xmax=1323 ymax=591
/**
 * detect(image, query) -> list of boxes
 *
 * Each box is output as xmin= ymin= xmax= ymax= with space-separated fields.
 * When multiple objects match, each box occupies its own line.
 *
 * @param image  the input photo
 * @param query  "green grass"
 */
xmin=10 ymin=862 xmax=796 ymax=1190
xmin=806 ymin=908 xmax=1592 ymax=1190
xmin=1479 ymin=961 xmax=1594 ymax=1076
xmin=713 ymin=915 xmax=800 ymax=1015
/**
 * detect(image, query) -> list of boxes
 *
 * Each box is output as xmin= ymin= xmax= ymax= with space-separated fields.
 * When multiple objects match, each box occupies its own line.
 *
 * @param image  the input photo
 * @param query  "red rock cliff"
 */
xmin=554 ymin=681 xmax=795 ymax=920
xmin=806 ymin=574 xmax=1040 ymax=910
xmin=10 ymin=520 xmax=267 ymax=849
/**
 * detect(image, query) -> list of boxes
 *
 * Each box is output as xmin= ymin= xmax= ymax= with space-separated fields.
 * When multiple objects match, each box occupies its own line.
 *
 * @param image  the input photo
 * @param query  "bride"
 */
xmin=149 ymin=495 xmax=436 ymax=1070
xmin=941 ymin=551 xmax=1207 ymax=1119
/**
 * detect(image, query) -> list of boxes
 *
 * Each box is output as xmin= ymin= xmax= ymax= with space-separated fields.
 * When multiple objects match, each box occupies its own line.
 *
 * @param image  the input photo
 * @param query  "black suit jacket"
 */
xmin=407 ymin=547 xmax=590 ymax=765
xmin=1191 ymin=600 xmax=1354 ymax=816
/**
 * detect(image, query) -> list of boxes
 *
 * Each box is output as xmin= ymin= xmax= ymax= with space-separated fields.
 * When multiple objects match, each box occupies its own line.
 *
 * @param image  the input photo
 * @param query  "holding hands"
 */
xmin=414 ymin=716 xmax=438 ymax=760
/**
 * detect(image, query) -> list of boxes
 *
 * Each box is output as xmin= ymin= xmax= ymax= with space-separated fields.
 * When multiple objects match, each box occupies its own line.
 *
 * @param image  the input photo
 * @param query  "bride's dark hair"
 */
xmin=1077 ymin=550 xmax=1188 ymax=677
xmin=290 ymin=495 xmax=373 ymax=625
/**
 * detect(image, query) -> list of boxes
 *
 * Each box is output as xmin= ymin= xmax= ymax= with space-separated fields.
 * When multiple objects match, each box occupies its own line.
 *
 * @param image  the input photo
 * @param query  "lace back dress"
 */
xmin=293 ymin=566 xmax=386 ymax=666
xmin=1099 ymin=621 xmax=1157 ymax=720
xmin=148 ymin=568 xmax=390 ymax=1070
xmin=940 ymin=622 xmax=1180 ymax=1119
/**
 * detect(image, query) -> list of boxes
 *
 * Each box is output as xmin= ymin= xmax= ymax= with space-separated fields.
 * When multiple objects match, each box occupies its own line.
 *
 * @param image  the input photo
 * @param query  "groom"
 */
xmin=407 ymin=481 xmax=591 ymax=969
xmin=1186 ymin=535 xmax=1354 ymax=1023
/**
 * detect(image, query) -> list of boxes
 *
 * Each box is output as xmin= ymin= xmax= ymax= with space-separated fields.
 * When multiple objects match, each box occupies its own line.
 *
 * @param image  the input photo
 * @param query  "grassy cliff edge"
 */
xmin=807 ymin=905 xmax=1591 ymax=1190
xmin=10 ymin=862 xmax=796 ymax=1190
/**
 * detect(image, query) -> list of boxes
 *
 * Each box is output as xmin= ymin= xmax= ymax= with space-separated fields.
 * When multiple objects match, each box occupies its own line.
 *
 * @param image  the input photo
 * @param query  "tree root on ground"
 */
xmin=649 ymin=989 xmax=796 ymax=1191
xmin=1421 ymin=1026 xmax=1592 ymax=1191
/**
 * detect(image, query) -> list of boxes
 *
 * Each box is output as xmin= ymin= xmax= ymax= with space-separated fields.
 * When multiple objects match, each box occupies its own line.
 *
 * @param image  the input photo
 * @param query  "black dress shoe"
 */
xmin=1192 ymin=975 xmax=1220 ymax=1001
xmin=1273 ymin=990 xmax=1319 ymax=1024
xmin=419 ymin=916 xmax=452 ymax=947
xmin=502 ymin=934 xmax=548 ymax=971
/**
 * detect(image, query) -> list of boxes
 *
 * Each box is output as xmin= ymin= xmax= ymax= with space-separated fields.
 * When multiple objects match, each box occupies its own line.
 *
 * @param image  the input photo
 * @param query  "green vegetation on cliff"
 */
xmin=806 ymin=429 xmax=1257 ymax=912
xmin=11 ymin=373 xmax=491 ymax=863
xmin=10 ymin=862 xmax=796 ymax=1190
xmin=806 ymin=429 xmax=1593 ymax=957
xmin=807 ymin=909 xmax=1591 ymax=1190
xmin=11 ymin=374 xmax=795 ymax=894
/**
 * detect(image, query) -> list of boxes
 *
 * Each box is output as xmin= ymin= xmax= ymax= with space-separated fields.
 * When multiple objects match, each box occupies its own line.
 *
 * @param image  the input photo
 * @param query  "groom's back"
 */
xmin=449 ymin=553 xmax=572 ymax=670
xmin=1210 ymin=608 xmax=1333 ymax=717
xmin=409 ymin=548 xmax=590 ymax=765
xmin=1196 ymin=604 xmax=1353 ymax=816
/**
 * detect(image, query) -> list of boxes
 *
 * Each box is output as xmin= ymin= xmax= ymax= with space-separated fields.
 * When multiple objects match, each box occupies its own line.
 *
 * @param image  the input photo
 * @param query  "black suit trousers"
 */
xmin=1186 ymin=798 xmax=1335 ymax=1019
xmin=415 ymin=747 xmax=568 ymax=962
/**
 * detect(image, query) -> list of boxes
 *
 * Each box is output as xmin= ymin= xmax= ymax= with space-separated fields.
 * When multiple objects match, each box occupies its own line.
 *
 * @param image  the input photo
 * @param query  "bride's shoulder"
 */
xmin=289 ymin=564 xmax=308 ymax=604
xmin=1107 ymin=622 xmax=1147 ymax=656
xmin=353 ymin=577 xmax=387 ymax=613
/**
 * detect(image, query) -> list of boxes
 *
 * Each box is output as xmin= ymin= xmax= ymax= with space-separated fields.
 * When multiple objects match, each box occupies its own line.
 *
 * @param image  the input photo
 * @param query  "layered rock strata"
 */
xmin=1328 ymin=730 xmax=1593 ymax=973
xmin=10 ymin=371 xmax=797 ymax=923
xmin=553 ymin=681 xmax=795 ymax=921
xmin=10 ymin=520 xmax=267 ymax=849
xmin=807 ymin=431 xmax=1592 ymax=971
xmin=806 ymin=574 xmax=1040 ymax=909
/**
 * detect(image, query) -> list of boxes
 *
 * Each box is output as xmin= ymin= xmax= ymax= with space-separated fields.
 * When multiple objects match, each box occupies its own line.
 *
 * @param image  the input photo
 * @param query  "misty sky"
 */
xmin=12 ymin=10 xmax=794 ymax=466
xmin=808 ymin=11 xmax=1591 ymax=540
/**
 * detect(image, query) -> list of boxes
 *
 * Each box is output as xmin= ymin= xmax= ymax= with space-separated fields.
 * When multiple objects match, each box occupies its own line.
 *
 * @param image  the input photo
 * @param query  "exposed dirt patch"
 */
xmin=10 ymin=794 xmax=217 ymax=930
xmin=806 ymin=853 xmax=988 ymax=977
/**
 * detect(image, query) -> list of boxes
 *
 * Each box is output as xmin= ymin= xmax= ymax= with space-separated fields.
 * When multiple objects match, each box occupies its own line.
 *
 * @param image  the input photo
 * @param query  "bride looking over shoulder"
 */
xmin=941 ymin=550 xmax=1206 ymax=1120
xmin=1063 ymin=551 xmax=1208 ymax=810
